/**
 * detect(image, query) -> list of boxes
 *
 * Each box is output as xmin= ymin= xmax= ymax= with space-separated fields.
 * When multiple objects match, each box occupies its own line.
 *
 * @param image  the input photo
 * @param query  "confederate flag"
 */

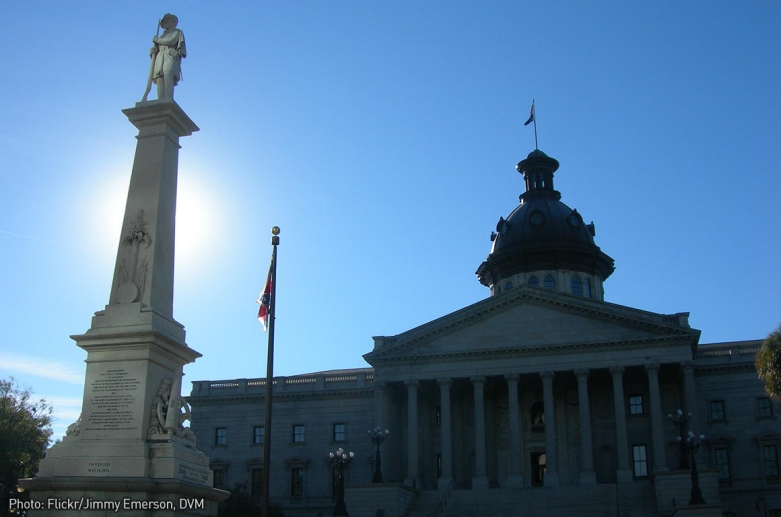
xmin=256 ymin=256 xmax=274 ymax=331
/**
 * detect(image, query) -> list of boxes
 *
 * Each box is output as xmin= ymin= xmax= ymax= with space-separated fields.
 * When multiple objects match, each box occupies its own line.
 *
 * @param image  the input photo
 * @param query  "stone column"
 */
xmin=610 ymin=366 xmax=633 ymax=483
xmin=405 ymin=380 xmax=419 ymax=487
xmin=575 ymin=369 xmax=596 ymax=484
xmin=681 ymin=362 xmax=699 ymax=430
xmin=505 ymin=374 xmax=524 ymax=487
xmin=471 ymin=376 xmax=489 ymax=489
xmin=645 ymin=363 xmax=668 ymax=472
xmin=541 ymin=371 xmax=560 ymax=487
xmin=437 ymin=378 xmax=453 ymax=485
xmin=373 ymin=382 xmax=386 ymax=430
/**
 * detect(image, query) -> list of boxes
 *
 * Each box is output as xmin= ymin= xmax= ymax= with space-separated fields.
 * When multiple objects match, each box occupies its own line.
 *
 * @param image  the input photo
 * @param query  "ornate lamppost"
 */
xmin=368 ymin=427 xmax=389 ymax=483
xmin=669 ymin=409 xmax=706 ymax=505
xmin=329 ymin=447 xmax=354 ymax=516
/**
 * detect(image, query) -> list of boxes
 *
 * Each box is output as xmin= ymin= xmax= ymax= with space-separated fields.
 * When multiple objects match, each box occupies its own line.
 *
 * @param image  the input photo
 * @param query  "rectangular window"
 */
xmin=629 ymin=395 xmax=644 ymax=415
xmin=213 ymin=469 xmax=226 ymax=490
xmin=253 ymin=426 xmax=265 ymax=445
xmin=714 ymin=449 xmax=730 ymax=480
xmin=333 ymin=423 xmax=346 ymax=442
xmin=763 ymin=445 xmax=780 ymax=478
xmin=291 ymin=467 xmax=304 ymax=497
xmin=632 ymin=445 xmax=649 ymax=477
xmin=758 ymin=397 xmax=774 ymax=418
xmin=215 ymin=427 xmax=227 ymax=445
xmin=709 ymin=400 xmax=726 ymax=421
xmin=293 ymin=424 xmax=306 ymax=443
xmin=251 ymin=468 xmax=263 ymax=497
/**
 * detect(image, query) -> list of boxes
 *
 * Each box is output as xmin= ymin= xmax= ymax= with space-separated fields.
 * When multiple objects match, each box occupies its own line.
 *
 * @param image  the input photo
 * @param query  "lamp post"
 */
xmin=368 ymin=427 xmax=389 ymax=483
xmin=329 ymin=447 xmax=354 ymax=516
xmin=669 ymin=409 xmax=706 ymax=505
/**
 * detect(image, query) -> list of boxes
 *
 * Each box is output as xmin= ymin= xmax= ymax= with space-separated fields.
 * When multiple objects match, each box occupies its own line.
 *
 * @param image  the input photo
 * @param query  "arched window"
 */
xmin=544 ymin=276 xmax=555 ymax=290
xmin=585 ymin=279 xmax=592 ymax=298
xmin=528 ymin=276 xmax=539 ymax=287
xmin=530 ymin=401 xmax=545 ymax=433
xmin=571 ymin=277 xmax=582 ymax=296
xmin=505 ymin=281 xmax=514 ymax=290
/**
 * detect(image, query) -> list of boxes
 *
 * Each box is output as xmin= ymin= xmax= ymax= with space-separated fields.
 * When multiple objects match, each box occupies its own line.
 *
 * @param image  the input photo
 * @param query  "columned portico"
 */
xmin=645 ymin=363 xmax=668 ymax=472
xmin=575 ymin=369 xmax=596 ymax=484
xmin=504 ymin=373 xmax=524 ymax=488
xmin=540 ymin=371 xmax=560 ymax=487
xmin=405 ymin=380 xmax=419 ymax=487
xmin=610 ymin=366 xmax=634 ymax=483
xmin=471 ymin=376 xmax=489 ymax=489
xmin=437 ymin=378 xmax=453 ymax=485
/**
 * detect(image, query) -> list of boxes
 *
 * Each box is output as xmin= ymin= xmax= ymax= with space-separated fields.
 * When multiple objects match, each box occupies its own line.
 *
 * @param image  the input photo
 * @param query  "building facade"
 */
xmin=188 ymin=149 xmax=779 ymax=516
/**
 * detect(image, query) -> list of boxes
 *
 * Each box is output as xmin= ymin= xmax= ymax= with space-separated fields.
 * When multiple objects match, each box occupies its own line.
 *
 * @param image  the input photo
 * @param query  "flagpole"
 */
xmin=261 ymin=226 xmax=280 ymax=517
xmin=532 ymin=99 xmax=538 ymax=150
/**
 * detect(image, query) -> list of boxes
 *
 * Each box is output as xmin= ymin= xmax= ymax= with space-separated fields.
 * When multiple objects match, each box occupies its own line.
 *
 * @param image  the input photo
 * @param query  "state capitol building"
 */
xmin=188 ymin=148 xmax=778 ymax=517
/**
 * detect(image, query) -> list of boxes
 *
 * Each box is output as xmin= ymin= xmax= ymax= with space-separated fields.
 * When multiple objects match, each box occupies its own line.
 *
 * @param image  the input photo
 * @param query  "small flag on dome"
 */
xmin=524 ymin=100 xmax=535 ymax=126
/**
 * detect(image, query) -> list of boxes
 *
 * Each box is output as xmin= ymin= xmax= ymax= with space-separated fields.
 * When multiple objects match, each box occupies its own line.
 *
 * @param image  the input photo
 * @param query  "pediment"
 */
xmin=364 ymin=286 xmax=699 ymax=365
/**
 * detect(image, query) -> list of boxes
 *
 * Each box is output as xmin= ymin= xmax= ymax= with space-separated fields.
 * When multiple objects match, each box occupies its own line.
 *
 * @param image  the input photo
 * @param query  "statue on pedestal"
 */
xmin=142 ymin=13 xmax=186 ymax=101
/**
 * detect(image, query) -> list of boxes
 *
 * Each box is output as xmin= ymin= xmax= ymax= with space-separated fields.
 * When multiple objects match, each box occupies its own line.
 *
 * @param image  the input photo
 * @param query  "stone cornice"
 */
xmin=186 ymin=388 xmax=374 ymax=405
xmin=365 ymin=287 xmax=699 ymax=363
xmin=367 ymin=335 xmax=693 ymax=367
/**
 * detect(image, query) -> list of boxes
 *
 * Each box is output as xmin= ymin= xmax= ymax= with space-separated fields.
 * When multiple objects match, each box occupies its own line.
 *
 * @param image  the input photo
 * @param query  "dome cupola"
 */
xmin=475 ymin=149 xmax=615 ymax=299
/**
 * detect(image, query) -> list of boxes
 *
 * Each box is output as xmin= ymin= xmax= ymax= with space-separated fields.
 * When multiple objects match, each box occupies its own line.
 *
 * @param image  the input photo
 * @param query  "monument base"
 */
xmin=19 ymin=476 xmax=226 ymax=517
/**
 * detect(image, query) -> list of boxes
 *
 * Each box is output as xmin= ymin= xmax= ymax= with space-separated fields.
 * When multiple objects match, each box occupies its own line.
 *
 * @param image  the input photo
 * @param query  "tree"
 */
xmin=757 ymin=323 xmax=781 ymax=399
xmin=0 ymin=378 xmax=53 ymax=509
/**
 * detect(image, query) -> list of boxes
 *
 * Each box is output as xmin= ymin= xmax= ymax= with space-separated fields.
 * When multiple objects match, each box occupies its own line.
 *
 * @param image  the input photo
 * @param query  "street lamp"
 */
xmin=669 ymin=408 xmax=706 ymax=506
xmin=329 ymin=447 xmax=354 ymax=516
xmin=368 ymin=427 xmax=389 ymax=483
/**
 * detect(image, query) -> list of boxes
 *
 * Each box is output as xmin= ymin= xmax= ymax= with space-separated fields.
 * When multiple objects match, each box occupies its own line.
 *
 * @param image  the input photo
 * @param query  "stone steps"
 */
xmin=404 ymin=483 xmax=660 ymax=517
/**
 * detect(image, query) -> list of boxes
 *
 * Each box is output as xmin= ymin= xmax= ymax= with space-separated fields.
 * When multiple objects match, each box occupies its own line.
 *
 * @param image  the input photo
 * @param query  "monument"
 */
xmin=20 ymin=15 xmax=227 ymax=516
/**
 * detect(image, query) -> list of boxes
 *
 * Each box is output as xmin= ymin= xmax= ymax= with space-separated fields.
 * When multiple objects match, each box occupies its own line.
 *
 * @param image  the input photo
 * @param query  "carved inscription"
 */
xmin=87 ymin=462 xmax=111 ymax=474
xmin=85 ymin=369 xmax=142 ymax=432
xmin=178 ymin=464 xmax=210 ymax=485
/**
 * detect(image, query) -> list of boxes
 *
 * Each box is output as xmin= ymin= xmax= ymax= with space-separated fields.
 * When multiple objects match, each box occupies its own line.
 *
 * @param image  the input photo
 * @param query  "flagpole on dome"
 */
xmin=524 ymin=99 xmax=538 ymax=150
xmin=257 ymin=226 xmax=280 ymax=517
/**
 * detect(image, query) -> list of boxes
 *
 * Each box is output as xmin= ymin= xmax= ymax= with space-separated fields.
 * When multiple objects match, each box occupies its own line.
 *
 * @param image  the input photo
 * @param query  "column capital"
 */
xmin=681 ymin=361 xmax=695 ymax=373
xmin=644 ymin=362 xmax=660 ymax=374
xmin=437 ymin=378 xmax=452 ymax=388
xmin=504 ymin=373 xmax=520 ymax=383
xmin=540 ymin=371 xmax=555 ymax=382
xmin=404 ymin=379 xmax=420 ymax=388
xmin=574 ymin=368 xmax=590 ymax=379
xmin=609 ymin=366 xmax=625 ymax=376
xmin=470 ymin=375 xmax=485 ymax=385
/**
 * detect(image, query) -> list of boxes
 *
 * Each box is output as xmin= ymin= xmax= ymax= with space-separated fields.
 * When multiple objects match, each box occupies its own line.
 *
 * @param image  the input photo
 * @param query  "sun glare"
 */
xmin=83 ymin=167 xmax=228 ymax=276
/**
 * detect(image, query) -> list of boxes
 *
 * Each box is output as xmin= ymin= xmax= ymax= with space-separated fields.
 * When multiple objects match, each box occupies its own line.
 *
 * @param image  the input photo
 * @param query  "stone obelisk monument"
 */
xmin=21 ymin=14 xmax=227 ymax=516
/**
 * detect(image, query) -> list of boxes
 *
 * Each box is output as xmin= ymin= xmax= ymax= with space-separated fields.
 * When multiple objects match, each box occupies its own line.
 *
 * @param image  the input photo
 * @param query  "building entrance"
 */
xmin=531 ymin=451 xmax=547 ymax=487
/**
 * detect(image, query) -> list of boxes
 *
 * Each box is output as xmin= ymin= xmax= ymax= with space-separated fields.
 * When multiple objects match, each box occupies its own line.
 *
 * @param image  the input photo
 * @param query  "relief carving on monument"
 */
xmin=148 ymin=377 xmax=196 ymax=442
xmin=115 ymin=209 xmax=151 ymax=304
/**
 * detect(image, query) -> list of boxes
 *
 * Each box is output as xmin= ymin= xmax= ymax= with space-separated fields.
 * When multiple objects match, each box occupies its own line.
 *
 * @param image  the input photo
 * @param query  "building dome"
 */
xmin=476 ymin=149 xmax=615 ymax=296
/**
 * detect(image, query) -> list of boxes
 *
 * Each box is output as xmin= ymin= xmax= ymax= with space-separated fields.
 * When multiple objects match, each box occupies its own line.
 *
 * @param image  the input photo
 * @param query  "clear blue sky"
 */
xmin=1 ymin=1 xmax=779 ymax=439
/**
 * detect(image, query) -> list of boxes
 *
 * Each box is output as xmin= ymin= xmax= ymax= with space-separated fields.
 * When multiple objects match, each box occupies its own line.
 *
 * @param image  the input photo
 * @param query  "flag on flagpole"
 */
xmin=524 ymin=101 xmax=535 ymax=126
xmin=256 ymin=255 xmax=274 ymax=331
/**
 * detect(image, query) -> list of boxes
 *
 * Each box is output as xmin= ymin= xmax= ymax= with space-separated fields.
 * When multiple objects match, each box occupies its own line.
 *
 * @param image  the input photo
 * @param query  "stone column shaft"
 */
xmin=611 ymin=366 xmax=633 ymax=483
xmin=405 ymin=380 xmax=419 ymax=487
xmin=575 ymin=369 xmax=596 ymax=484
xmin=506 ymin=374 xmax=524 ymax=487
xmin=472 ymin=376 xmax=489 ymax=489
xmin=438 ymin=379 xmax=453 ymax=483
xmin=646 ymin=363 xmax=668 ymax=471
xmin=541 ymin=371 xmax=560 ymax=487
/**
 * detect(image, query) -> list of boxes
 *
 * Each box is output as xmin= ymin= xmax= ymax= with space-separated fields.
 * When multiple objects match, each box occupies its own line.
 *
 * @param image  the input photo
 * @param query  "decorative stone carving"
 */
xmin=148 ymin=377 xmax=196 ymax=442
xmin=115 ymin=209 xmax=151 ymax=304
xmin=64 ymin=414 xmax=81 ymax=439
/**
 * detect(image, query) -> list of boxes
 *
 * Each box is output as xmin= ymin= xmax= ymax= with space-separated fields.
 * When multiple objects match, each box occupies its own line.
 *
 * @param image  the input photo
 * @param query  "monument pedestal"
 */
xmin=20 ymin=100 xmax=227 ymax=515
